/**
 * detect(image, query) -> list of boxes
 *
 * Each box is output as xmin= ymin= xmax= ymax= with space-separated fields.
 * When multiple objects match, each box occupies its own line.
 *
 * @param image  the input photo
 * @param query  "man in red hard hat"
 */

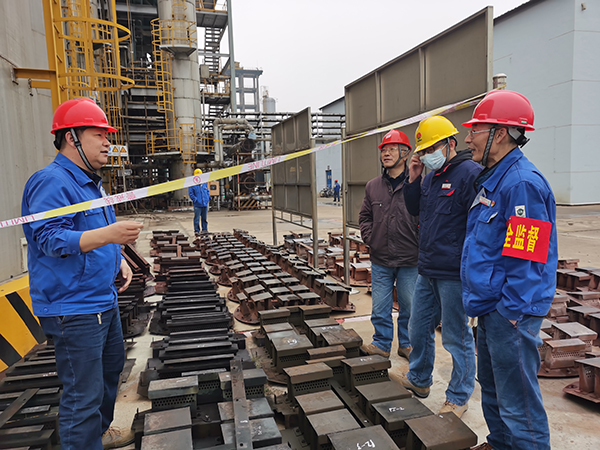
xmin=359 ymin=129 xmax=419 ymax=359
xmin=22 ymin=98 xmax=143 ymax=449
xmin=462 ymin=90 xmax=557 ymax=450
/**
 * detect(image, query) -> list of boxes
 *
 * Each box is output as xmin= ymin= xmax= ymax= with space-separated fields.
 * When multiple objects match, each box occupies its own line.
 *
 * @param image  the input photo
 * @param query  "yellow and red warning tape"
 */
xmin=0 ymin=94 xmax=483 ymax=230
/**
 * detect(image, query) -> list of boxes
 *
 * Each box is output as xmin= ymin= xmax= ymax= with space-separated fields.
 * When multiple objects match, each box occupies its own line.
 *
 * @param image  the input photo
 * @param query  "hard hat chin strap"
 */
xmin=481 ymin=127 xmax=496 ymax=168
xmin=70 ymin=127 xmax=96 ymax=172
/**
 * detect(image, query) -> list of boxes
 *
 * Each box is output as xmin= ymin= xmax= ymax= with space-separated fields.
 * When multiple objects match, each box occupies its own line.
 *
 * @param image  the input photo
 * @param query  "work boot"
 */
xmin=102 ymin=427 xmax=135 ymax=449
xmin=399 ymin=373 xmax=430 ymax=398
xmin=438 ymin=400 xmax=469 ymax=418
xmin=471 ymin=444 xmax=494 ymax=450
xmin=360 ymin=343 xmax=390 ymax=358
xmin=397 ymin=346 xmax=412 ymax=360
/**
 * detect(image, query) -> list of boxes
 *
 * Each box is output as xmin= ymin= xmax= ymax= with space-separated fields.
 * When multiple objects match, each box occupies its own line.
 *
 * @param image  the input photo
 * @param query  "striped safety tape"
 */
xmin=0 ymin=94 xmax=483 ymax=230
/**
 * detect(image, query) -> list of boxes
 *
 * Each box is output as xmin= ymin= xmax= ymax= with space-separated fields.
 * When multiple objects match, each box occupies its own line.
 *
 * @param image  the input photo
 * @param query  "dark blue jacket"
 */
xmin=333 ymin=182 xmax=340 ymax=194
xmin=404 ymin=150 xmax=482 ymax=280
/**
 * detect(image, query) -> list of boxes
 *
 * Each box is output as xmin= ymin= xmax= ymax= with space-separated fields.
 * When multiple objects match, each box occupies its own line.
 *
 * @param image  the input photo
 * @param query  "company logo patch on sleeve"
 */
xmin=515 ymin=205 xmax=526 ymax=217
xmin=502 ymin=216 xmax=552 ymax=263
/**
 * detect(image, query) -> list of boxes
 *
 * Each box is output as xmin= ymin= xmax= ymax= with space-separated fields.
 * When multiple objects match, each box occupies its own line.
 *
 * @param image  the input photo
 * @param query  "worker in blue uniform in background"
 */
xmin=400 ymin=115 xmax=481 ymax=418
xmin=463 ymin=90 xmax=557 ymax=450
xmin=22 ymin=98 xmax=143 ymax=450
xmin=189 ymin=168 xmax=210 ymax=235
xmin=333 ymin=179 xmax=341 ymax=203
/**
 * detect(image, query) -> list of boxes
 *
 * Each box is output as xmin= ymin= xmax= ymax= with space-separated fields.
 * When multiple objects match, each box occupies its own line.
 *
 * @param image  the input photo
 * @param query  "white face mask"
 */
xmin=420 ymin=146 xmax=446 ymax=171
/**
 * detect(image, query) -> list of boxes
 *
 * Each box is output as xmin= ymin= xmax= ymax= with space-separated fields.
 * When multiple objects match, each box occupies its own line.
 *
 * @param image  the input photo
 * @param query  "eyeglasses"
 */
xmin=380 ymin=146 xmax=410 ymax=156
xmin=467 ymin=128 xmax=492 ymax=138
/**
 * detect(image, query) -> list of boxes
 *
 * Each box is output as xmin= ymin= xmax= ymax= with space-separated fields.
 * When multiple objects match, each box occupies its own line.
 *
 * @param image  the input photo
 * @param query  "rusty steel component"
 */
xmin=539 ymin=338 xmax=586 ymax=377
xmin=271 ymin=334 xmax=314 ymax=373
xmin=567 ymin=305 xmax=600 ymax=328
xmin=405 ymin=411 xmax=478 ymax=450
xmin=341 ymin=354 xmax=390 ymax=394
xmin=140 ymin=428 xmax=193 ymax=450
xmin=295 ymin=390 xmax=344 ymax=437
xmin=259 ymin=309 xmax=291 ymax=327
xmin=306 ymin=409 xmax=361 ymax=450
xmin=143 ymin=406 xmax=192 ymax=437
xmin=564 ymin=356 xmax=600 ymax=403
xmin=356 ymin=381 xmax=411 ymax=424
xmin=300 ymin=305 xmax=332 ymax=323
xmin=283 ymin=362 xmax=333 ymax=403
xmin=329 ymin=425 xmax=399 ymax=450
xmin=148 ymin=376 xmax=199 ymax=416
xmin=551 ymin=322 xmax=598 ymax=352
xmin=323 ymin=284 xmax=355 ymax=312
xmin=307 ymin=345 xmax=346 ymax=361
xmin=322 ymin=329 xmax=363 ymax=359
xmin=372 ymin=397 xmax=433 ymax=448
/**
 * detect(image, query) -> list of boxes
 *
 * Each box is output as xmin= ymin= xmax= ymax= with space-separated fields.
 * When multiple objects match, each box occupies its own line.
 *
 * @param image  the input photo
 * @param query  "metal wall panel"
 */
xmin=344 ymin=7 xmax=493 ymax=229
xmin=0 ymin=2 xmax=55 ymax=282
xmin=345 ymin=74 xmax=378 ymax=134
xmin=271 ymin=108 xmax=314 ymax=218
xmin=380 ymin=51 xmax=421 ymax=124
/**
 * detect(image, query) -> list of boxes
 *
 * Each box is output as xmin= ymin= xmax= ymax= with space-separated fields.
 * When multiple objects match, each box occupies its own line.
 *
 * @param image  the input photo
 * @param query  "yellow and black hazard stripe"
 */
xmin=0 ymin=276 xmax=45 ymax=372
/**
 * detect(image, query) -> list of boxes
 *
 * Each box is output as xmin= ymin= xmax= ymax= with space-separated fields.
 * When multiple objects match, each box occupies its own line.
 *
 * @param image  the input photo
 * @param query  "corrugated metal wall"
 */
xmin=0 ymin=0 xmax=55 ymax=282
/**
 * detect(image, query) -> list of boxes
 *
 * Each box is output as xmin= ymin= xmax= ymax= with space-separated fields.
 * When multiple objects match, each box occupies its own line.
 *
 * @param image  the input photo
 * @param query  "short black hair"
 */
xmin=54 ymin=127 xmax=90 ymax=150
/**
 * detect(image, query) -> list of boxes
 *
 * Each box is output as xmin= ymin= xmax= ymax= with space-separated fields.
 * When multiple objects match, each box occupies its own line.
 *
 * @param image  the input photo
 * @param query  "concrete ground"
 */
xmin=112 ymin=201 xmax=600 ymax=449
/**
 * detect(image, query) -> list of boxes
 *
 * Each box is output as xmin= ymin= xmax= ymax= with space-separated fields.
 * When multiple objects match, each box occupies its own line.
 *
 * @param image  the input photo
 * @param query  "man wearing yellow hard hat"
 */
xmin=189 ymin=168 xmax=210 ymax=235
xmin=399 ymin=115 xmax=481 ymax=419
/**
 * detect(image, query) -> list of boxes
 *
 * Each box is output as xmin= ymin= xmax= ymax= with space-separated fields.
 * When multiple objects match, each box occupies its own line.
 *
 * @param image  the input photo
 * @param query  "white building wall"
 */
xmin=316 ymin=98 xmax=344 ymax=193
xmin=493 ymin=0 xmax=600 ymax=204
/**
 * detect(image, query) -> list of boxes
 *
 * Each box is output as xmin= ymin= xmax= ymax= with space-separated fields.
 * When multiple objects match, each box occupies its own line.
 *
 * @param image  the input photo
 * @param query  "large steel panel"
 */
xmin=343 ymin=7 xmax=492 ymax=234
xmin=274 ymin=185 xmax=286 ymax=210
xmin=285 ymin=186 xmax=299 ymax=214
xmin=345 ymin=135 xmax=382 ymax=184
xmin=272 ymin=124 xmax=284 ymax=155
xmin=346 ymin=185 xmax=368 ymax=229
xmin=345 ymin=74 xmax=378 ymax=134
xmin=285 ymin=160 xmax=297 ymax=184
xmin=297 ymin=155 xmax=312 ymax=185
xmin=270 ymin=108 xmax=314 ymax=219
xmin=425 ymin=11 xmax=491 ymax=109
xmin=298 ymin=186 xmax=313 ymax=216
xmin=380 ymin=52 xmax=421 ymax=124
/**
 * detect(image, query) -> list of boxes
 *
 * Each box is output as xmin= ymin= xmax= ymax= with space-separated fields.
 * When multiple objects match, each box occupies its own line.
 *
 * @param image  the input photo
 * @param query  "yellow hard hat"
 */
xmin=194 ymin=168 xmax=202 ymax=175
xmin=414 ymin=116 xmax=458 ymax=153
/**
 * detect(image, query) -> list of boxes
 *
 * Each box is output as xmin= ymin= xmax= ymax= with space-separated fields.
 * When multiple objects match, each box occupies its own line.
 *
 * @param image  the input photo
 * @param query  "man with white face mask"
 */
xmin=399 ymin=115 xmax=481 ymax=418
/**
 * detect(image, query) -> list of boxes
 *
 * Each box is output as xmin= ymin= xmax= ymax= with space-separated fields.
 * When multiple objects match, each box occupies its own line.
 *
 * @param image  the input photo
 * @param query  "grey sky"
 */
xmin=228 ymin=0 xmax=528 ymax=112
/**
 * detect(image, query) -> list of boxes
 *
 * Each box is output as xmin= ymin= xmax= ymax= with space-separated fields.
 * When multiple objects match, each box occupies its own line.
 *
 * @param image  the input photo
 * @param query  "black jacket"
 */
xmin=404 ymin=149 xmax=482 ymax=280
xmin=359 ymin=170 xmax=419 ymax=267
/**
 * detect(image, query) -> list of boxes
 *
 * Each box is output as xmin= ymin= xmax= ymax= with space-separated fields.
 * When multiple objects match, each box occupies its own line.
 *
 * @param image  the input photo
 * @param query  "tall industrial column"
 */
xmin=158 ymin=0 xmax=202 ymax=195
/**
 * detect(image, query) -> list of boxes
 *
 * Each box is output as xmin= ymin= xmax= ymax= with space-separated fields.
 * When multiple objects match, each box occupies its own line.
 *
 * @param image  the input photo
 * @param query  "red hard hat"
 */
xmin=334 ymin=180 xmax=338 ymax=182
xmin=51 ymin=98 xmax=117 ymax=134
xmin=378 ymin=129 xmax=411 ymax=150
xmin=463 ymin=90 xmax=535 ymax=131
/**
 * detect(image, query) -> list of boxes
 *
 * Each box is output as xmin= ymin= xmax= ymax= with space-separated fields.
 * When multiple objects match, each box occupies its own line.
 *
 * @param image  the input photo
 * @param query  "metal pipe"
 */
xmin=311 ymin=151 xmax=319 ymax=270
xmin=342 ymin=128 xmax=351 ymax=286
xmin=233 ymin=195 xmax=272 ymax=201
xmin=227 ymin=0 xmax=236 ymax=114
xmin=212 ymin=118 xmax=255 ymax=164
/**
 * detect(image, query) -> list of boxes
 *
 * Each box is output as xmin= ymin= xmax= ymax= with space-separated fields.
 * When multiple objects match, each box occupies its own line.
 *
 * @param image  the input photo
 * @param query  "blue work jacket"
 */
xmin=404 ymin=150 xmax=482 ymax=280
xmin=461 ymin=147 xmax=558 ymax=321
xmin=22 ymin=152 xmax=122 ymax=317
xmin=189 ymin=183 xmax=210 ymax=207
